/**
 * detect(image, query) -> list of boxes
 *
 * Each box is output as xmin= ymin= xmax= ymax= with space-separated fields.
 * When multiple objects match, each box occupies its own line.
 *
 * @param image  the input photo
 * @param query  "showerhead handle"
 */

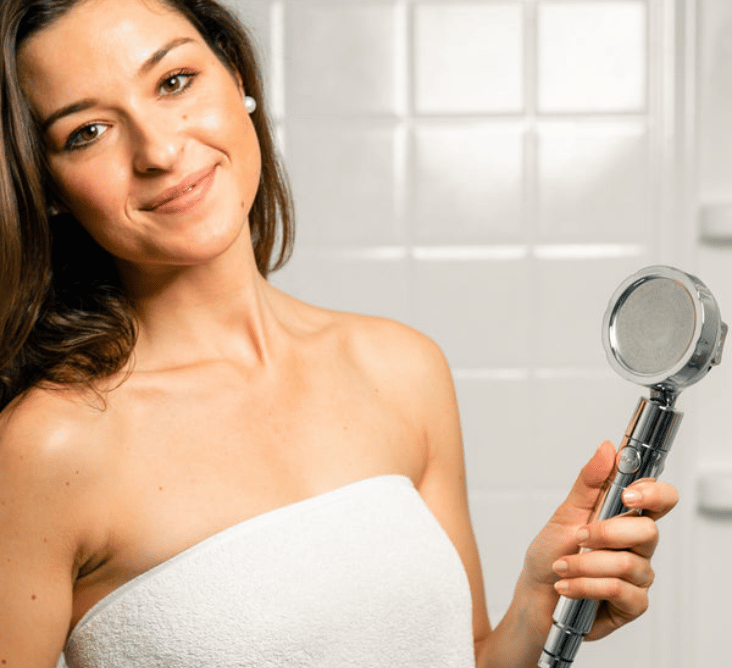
xmin=539 ymin=265 xmax=726 ymax=668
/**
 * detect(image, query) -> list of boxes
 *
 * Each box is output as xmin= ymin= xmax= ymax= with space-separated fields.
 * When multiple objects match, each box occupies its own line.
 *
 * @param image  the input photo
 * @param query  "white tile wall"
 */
xmin=412 ymin=256 xmax=531 ymax=367
xmin=456 ymin=374 xmax=533 ymax=490
xmin=697 ymin=0 xmax=732 ymax=201
xmin=694 ymin=1 xmax=732 ymax=666
xmin=284 ymin=3 xmax=402 ymax=116
xmin=535 ymin=254 xmax=648 ymax=367
xmin=411 ymin=122 xmax=525 ymax=243
xmin=538 ymin=1 xmax=648 ymax=113
xmin=413 ymin=3 xmax=525 ymax=114
xmin=279 ymin=248 xmax=410 ymax=322
xmin=468 ymin=490 xmax=535 ymax=622
xmin=537 ymin=122 xmax=651 ymax=243
xmin=694 ymin=516 xmax=732 ymax=666
xmin=287 ymin=120 xmax=404 ymax=245
xmin=226 ymin=1 xmax=726 ymax=666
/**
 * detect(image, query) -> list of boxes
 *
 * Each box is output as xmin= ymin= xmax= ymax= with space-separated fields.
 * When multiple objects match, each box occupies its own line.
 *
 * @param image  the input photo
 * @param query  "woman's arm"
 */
xmin=0 ymin=395 xmax=80 ymax=668
xmin=408 ymin=336 xmax=492 ymax=653
xmin=411 ymin=335 xmax=678 ymax=668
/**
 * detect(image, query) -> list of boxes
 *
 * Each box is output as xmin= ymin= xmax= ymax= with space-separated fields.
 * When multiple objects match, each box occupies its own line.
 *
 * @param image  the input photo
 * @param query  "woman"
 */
xmin=0 ymin=0 xmax=678 ymax=666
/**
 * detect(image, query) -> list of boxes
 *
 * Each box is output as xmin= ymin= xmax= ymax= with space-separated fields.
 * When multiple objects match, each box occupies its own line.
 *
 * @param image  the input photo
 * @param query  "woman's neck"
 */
xmin=117 ymin=233 xmax=283 ymax=374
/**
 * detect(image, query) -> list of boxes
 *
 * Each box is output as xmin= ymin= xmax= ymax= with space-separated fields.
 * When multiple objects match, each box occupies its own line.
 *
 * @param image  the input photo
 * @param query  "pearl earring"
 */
xmin=243 ymin=96 xmax=257 ymax=113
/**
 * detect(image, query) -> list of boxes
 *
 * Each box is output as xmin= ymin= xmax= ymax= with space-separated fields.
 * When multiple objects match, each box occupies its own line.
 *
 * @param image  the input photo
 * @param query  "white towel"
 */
xmin=65 ymin=475 xmax=475 ymax=667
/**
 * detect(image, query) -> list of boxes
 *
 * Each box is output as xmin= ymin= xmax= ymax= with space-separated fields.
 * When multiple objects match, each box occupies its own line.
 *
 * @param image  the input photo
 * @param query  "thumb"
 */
xmin=553 ymin=441 xmax=616 ymax=526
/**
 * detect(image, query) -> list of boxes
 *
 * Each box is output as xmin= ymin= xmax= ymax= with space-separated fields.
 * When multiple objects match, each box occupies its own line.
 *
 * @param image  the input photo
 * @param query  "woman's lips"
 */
xmin=140 ymin=165 xmax=217 ymax=215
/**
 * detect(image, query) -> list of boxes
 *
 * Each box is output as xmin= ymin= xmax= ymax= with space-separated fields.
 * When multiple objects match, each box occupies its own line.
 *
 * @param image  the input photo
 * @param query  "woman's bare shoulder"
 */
xmin=305 ymin=304 xmax=454 ymax=405
xmin=342 ymin=311 xmax=447 ymax=375
xmin=274 ymin=283 xmax=456 ymax=418
xmin=0 ymin=385 xmax=110 ymax=489
xmin=271 ymin=283 xmax=435 ymax=352
xmin=274 ymin=281 xmax=446 ymax=372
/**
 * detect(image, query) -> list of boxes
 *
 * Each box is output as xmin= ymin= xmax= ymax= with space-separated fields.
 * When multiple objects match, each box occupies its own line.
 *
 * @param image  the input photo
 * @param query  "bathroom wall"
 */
xmin=692 ymin=0 xmax=732 ymax=665
xmin=230 ymin=0 xmax=726 ymax=666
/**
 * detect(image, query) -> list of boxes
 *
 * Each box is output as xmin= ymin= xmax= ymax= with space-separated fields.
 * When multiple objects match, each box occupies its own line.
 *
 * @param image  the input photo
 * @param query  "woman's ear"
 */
xmin=46 ymin=189 xmax=70 ymax=218
xmin=46 ymin=188 xmax=71 ymax=218
xmin=235 ymin=72 xmax=245 ymax=98
xmin=47 ymin=199 xmax=64 ymax=217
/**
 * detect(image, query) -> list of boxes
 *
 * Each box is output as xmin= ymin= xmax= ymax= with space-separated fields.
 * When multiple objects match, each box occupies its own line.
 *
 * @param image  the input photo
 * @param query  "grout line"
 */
xmin=452 ymin=367 xmax=616 ymax=381
xmin=299 ymin=244 xmax=646 ymax=261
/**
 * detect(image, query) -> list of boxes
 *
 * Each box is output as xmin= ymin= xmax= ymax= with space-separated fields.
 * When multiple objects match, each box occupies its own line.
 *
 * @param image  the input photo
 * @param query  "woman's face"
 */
xmin=17 ymin=0 xmax=261 ymax=271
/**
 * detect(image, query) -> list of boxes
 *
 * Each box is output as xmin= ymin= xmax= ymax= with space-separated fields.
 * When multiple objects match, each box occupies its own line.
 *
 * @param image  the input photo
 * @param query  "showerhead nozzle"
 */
xmin=602 ymin=265 xmax=726 ymax=400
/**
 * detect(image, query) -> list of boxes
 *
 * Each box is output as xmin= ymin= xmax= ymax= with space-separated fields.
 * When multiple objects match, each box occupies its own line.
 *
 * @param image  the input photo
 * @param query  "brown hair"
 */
xmin=0 ymin=0 xmax=294 ymax=410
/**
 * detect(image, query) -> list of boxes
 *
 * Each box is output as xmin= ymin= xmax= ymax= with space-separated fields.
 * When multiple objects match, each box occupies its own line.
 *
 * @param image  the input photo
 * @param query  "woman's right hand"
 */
xmin=520 ymin=440 xmax=678 ymax=643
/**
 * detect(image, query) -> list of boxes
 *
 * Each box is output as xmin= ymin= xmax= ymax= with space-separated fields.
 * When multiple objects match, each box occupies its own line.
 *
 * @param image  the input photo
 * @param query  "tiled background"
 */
xmin=59 ymin=0 xmax=732 ymax=666
xmin=237 ymin=1 xmax=730 ymax=666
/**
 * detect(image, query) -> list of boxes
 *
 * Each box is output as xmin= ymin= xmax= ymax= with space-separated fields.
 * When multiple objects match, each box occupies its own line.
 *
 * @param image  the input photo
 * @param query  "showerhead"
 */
xmin=602 ymin=265 xmax=726 ymax=402
xmin=540 ymin=265 xmax=726 ymax=668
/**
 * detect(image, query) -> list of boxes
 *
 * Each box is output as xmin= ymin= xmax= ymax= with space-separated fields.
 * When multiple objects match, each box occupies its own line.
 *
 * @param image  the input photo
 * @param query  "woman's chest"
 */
xmin=70 ymin=369 xmax=427 ymax=633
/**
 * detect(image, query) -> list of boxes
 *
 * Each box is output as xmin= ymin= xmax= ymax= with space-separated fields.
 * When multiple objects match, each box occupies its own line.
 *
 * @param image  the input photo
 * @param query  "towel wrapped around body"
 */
xmin=64 ymin=475 xmax=475 ymax=667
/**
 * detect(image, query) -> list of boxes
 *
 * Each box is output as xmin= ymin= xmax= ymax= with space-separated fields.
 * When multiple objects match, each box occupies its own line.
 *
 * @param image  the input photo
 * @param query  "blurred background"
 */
xmin=233 ymin=0 xmax=730 ymax=666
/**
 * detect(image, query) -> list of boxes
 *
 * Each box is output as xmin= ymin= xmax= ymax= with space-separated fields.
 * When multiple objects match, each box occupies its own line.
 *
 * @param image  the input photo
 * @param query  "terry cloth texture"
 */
xmin=65 ymin=475 xmax=475 ymax=667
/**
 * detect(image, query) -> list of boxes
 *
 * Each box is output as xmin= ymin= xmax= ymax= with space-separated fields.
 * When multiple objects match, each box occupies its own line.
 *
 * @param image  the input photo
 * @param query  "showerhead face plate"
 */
xmin=612 ymin=276 xmax=696 ymax=375
xmin=602 ymin=266 xmax=725 ymax=395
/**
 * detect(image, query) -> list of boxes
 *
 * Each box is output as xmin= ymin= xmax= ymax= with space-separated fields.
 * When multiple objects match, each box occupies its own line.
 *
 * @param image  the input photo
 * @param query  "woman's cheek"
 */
xmin=55 ymin=159 xmax=130 ymax=237
xmin=195 ymin=96 xmax=261 ymax=198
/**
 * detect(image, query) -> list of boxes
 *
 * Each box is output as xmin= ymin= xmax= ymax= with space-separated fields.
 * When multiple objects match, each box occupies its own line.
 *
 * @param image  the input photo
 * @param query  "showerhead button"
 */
xmin=618 ymin=446 xmax=642 ymax=475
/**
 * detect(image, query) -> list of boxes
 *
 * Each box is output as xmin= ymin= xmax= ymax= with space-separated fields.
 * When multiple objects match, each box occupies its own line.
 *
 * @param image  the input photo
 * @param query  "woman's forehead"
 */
xmin=18 ymin=0 xmax=195 ymax=75
xmin=17 ymin=0 xmax=200 ymax=113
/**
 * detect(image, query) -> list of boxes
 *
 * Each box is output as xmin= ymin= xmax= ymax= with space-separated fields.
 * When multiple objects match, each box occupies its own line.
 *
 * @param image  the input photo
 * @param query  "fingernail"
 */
xmin=553 ymin=560 xmax=568 ymax=574
xmin=623 ymin=490 xmax=642 ymax=505
xmin=555 ymin=581 xmax=569 ymax=594
xmin=575 ymin=528 xmax=589 ymax=544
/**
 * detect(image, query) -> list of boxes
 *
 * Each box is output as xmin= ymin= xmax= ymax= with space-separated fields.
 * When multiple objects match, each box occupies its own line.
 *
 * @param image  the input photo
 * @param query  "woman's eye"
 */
xmin=159 ymin=71 xmax=196 ymax=95
xmin=65 ymin=123 xmax=108 ymax=151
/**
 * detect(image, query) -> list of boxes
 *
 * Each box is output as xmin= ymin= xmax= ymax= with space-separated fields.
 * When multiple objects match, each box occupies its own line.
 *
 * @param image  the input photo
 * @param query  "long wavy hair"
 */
xmin=0 ymin=0 xmax=294 ymax=411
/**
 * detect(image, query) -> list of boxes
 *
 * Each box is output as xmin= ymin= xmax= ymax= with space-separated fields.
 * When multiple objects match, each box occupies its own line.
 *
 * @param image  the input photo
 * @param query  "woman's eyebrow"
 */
xmin=41 ymin=36 xmax=196 ymax=133
xmin=42 ymin=99 xmax=96 ymax=133
xmin=138 ymin=36 xmax=195 ymax=76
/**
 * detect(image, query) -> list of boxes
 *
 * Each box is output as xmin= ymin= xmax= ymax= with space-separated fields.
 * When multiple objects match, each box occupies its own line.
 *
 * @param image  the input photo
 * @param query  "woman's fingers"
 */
xmin=554 ymin=574 xmax=652 ymax=641
xmin=570 ymin=477 xmax=679 ymax=558
xmin=552 ymin=552 xmax=655 ymax=640
xmin=553 ymin=576 xmax=650 ymax=617
xmin=574 ymin=513 xmax=659 ymax=557
xmin=621 ymin=479 xmax=679 ymax=520
xmin=552 ymin=549 xmax=655 ymax=588
xmin=551 ymin=442 xmax=617 ymax=525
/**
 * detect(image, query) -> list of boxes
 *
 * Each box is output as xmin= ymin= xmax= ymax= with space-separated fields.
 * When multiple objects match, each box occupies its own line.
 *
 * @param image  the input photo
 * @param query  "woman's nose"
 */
xmin=130 ymin=115 xmax=183 ymax=174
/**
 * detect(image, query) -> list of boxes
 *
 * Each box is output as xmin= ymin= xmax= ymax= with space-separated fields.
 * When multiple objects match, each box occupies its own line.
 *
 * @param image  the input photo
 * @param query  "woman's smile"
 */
xmin=140 ymin=163 xmax=219 ymax=216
